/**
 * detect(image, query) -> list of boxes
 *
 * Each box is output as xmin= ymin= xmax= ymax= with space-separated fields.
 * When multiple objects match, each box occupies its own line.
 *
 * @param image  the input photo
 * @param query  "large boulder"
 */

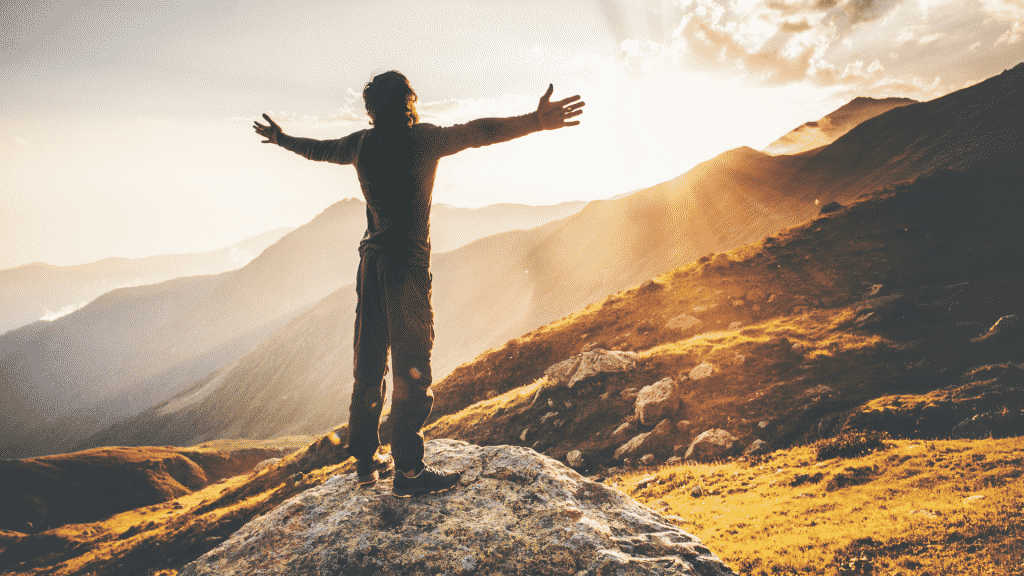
xmin=684 ymin=429 xmax=740 ymax=461
xmin=180 ymin=440 xmax=737 ymax=576
xmin=544 ymin=348 xmax=640 ymax=389
xmin=614 ymin=419 xmax=677 ymax=460
xmin=635 ymin=377 xmax=683 ymax=426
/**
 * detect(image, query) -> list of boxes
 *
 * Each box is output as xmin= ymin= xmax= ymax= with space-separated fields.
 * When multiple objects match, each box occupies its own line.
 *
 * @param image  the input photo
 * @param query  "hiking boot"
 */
xmin=392 ymin=465 xmax=462 ymax=497
xmin=356 ymin=452 xmax=394 ymax=486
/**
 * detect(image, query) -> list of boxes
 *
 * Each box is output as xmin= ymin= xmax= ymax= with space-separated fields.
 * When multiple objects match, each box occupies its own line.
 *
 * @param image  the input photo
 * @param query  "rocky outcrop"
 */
xmin=635 ymin=377 xmax=682 ymax=426
xmin=180 ymin=440 xmax=737 ymax=576
xmin=544 ymin=348 xmax=640 ymax=390
xmin=688 ymin=362 xmax=717 ymax=381
xmin=684 ymin=430 xmax=740 ymax=461
xmin=615 ymin=419 xmax=677 ymax=461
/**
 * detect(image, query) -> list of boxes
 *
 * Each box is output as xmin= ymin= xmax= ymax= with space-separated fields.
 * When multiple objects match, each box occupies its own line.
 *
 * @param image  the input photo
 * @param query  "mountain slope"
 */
xmin=76 ymin=62 xmax=1024 ymax=451
xmin=0 ymin=227 xmax=294 ymax=336
xmin=425 ymin=164 xmax=1024 ymax=466
xmin=2 ymin=200 xmax=587 ymax=459
xmin=763 ymin=96 xmax=916 ymax=156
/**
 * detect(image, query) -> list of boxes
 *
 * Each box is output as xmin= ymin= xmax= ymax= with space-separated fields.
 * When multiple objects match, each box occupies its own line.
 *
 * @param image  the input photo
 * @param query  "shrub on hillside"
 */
xmin=815 ymin=431 xmax=890 ymax=461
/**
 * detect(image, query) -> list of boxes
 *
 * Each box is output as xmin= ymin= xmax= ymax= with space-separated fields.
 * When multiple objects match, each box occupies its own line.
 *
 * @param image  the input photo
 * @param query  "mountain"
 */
xmin=763 ymin=96 xmax=917 ymax=156
xmin=76 ymin=63 xmax=1024 ymax=451
xmin=430 ymin=201 xmax=587 ymax=253
xmin=425 ymin=163 xmax=1024 ymax=463
xmin=1 ymin=200 xmax=588 ymax=459
xmin=0 ymin=227 xmax=294 ymax=337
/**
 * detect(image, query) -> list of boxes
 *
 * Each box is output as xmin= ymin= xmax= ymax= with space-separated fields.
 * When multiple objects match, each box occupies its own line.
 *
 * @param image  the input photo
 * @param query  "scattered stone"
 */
xmin=689 ymin=362 xmax=718 ymax=381
xmin=635 ymin=475 xmax=658 ymax=489
xmin=615 ymin=419 xmax=676 ymax=460
xmin=677 ymin=420 xmax=692 ymax=431
xmin=540 ymin=412 xmax=559 ymax=425
xmin=709 ymin=253 xmax=731 ymax=269
xmin=685 ymin=429 xmax=740 ymax=461
xmin=963 ymin=495 xmax=986 ymax=504
xmin=803 ymin=385 xmax=834 ymax=398
xmin=791 ymin=342 xmax=806 ymax=353
xmin=728 ymin=321 xmax=743 ymax=330
xmin=865 ymin=284 xmax=883 ymax=297
xmin=690 ymin=302 xmax=719 ymax=315
xmin=611 ymin=421 xmax=634 ymax=440
xmin=180 ymin=440 xmax=737 ymax=576
xmin=819 ymin=201 xmax=843 ymax=214
xmin=635 ymin=377 xmax=682 ymax=426
xmin=667 ymin=313 xmax=703 ymax=333
xmin=745 ymin=290 xmax=766 ymax=303
xmin=621 ymin=388 xmax=640 ymax=400
xmin=566 ymin=450 xmax=586 ymax=469
xmin=731 ymin=300 xmax=745 ymax=307
xmin=666 ymin=456 xmax=683 ymax=466
xmin=690 ymin=485 xmax=704 ymax=498
xmin=520 ymin=428 xmax=533 ymax=442
xmin=543 ymin=349 xmax=639 ymax=390
xmin=908 ymin=509 xmax=941 ymax=519
xmin=640 ymin=454 xmax=657 ymax=466
xmin=758 ymin=421 xmax=770 ymax=429
xmin=252 ymin=458 xmax=281 ymax=473
xmin=742 ymin=440 xmax=771 ymax=457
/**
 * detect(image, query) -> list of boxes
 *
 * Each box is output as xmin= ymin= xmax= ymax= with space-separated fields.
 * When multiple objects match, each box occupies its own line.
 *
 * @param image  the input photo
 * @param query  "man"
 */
xmin=254 ymin=71 xmax=584 ymax=497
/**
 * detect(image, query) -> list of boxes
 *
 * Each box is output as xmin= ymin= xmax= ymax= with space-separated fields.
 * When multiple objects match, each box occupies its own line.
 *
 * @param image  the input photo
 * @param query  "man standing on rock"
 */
xmin=254 ymin=71 xmax=584 ymax=496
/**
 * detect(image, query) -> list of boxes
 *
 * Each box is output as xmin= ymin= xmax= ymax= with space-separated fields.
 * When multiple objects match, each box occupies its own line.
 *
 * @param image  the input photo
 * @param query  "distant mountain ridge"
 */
xmin=0 ymin=227 xmax=294 ymax=336
xmin=74 ymin=62 xmax=1024 ymax=451
xmin=1 ymin=200 xmax=589 ymax=459
xmin=763 ymin=96 xmax=917 ymax=156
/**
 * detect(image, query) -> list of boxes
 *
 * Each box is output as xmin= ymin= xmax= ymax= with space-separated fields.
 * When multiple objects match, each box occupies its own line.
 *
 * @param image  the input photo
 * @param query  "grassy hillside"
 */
xmin=616 ymin=436 xmax=1024 ymax=575
xmin=425 ymin=165 xmax=1024 ymax=464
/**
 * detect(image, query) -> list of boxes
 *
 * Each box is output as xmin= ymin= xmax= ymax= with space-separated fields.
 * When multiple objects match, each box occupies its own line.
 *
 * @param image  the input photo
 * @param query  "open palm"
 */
xmin=536 ymin=85 xmax=585 ymax=130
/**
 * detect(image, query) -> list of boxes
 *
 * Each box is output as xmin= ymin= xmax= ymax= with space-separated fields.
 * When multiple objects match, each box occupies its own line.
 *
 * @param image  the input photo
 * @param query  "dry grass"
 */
xmin=613 ymin=437 xmax=1024 ymax=575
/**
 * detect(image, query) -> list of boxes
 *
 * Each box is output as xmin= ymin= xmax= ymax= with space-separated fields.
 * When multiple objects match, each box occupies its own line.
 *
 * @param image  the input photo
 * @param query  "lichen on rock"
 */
xmin=180 ymin=439 xmax=737 ymax=576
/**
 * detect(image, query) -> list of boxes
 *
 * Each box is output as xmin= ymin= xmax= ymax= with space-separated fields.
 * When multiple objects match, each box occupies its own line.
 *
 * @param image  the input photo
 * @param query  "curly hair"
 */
xmin=363 ymin=71 xmax=418 ymax=129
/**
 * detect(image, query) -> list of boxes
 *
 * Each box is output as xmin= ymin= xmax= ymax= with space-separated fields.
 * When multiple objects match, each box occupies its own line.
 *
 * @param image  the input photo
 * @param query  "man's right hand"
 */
xmin=536 ymin=85 xmax=585 ymax=130
xmin=253 ymin=113 xmax=282 ymax=144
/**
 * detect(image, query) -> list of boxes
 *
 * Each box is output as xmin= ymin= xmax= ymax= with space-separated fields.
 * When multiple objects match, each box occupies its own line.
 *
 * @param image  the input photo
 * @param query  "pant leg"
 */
xmin=382 ymin=260 xmax=435 ymax=472
xmin=346 ymin=250 xmax=390 ymax=461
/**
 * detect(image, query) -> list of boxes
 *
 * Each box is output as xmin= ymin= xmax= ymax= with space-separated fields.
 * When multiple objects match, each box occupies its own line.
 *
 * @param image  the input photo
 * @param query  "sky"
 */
xmin=2 ymin=0 xmax=1021 ymax=270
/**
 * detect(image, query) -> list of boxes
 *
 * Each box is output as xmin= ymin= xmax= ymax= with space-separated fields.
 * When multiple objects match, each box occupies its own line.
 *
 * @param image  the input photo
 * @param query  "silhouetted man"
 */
xmin=254 ymin=71 xmax=584 ymax=496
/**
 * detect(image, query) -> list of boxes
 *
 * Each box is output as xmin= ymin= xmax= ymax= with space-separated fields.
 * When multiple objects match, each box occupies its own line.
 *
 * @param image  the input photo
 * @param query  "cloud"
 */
xmin=229 ymin=246 xmax=254 ymax=266
xmin=917 ymin=32 xmax=945 ymax=45
xmin=610 ymin=0 xmax=917 ymax=87
xmin=40 ymin=301 xmax=88 ymax=322
xmin=980 ymin=0 xmax=1024 ymax=44
xmin=14 ymin=137 xmax=29 ymax=146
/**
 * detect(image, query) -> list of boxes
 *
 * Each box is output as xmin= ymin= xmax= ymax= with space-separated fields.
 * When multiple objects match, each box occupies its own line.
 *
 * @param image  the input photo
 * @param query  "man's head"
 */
xmin=363 ymin=71 xmax=418 ymax=129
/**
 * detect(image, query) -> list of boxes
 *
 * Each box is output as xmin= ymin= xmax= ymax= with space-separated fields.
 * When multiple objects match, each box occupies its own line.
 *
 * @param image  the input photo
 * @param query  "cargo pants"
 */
xmin=346 ymin=247 xmax=435 ymax=473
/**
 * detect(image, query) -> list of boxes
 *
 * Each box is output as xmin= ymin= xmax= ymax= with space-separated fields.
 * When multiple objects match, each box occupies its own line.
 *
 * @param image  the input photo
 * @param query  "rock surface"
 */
xmin=545 ymin=349 xmax=640 ymax=389
xmin=180 ymin=440 xmax=736 ymax=576
xmin=684 ymin=429 xmax=740 ymax=461
xmin=635 ymin=377 xmax=682 ymax=426
xmin=615 ymin=419 xmax=677 ymax=461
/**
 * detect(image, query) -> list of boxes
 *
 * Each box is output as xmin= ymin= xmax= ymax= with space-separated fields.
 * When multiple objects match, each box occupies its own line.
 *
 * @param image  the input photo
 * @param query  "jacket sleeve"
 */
xmin=431 ymin=112 xmax=542 ymax=158
xmin=276 ymin=130 xmax=364 ymax=164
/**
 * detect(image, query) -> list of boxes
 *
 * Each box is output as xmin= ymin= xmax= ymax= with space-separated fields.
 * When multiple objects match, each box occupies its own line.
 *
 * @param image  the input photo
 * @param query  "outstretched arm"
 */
xmin=434 ymin=85 xmax=585 ymax=156
xmin=253 ymin=113 xmax=360 ymax=164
